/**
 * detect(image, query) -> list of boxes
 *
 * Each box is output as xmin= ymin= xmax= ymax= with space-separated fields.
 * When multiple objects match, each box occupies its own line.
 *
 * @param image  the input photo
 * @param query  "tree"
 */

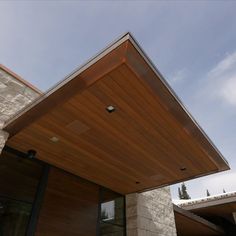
xmin=206 ymin=189 xmax=210 ymax=197
xmin=181 ymin=182 xmax=191 ymax=199
xmin=178 ymin=187 xmax=182 ymax=199
xmin=101 ymin=209 xmax=108 ymax=220
xmin=178 ymin=183 xmax=191 ymax=199
xmin=223 ymin=189 xmax=226 ymax=193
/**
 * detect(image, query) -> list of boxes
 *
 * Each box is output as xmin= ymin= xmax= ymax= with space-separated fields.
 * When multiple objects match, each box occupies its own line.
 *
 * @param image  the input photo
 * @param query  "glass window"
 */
xmin=100 ymin=188 xmax=126 ymax=236
xmin=101 ymin=200 xmax=115 ymax=221
xmin=0 ymin=149 xmax=44 ymax=236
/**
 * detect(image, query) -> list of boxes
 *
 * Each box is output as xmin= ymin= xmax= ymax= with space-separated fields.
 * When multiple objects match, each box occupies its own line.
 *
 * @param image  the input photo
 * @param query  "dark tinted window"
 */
xmin=100 ymin=188 xmax=125 ymax=236
xmin=0 ymin=149 xmax=43 ymax=236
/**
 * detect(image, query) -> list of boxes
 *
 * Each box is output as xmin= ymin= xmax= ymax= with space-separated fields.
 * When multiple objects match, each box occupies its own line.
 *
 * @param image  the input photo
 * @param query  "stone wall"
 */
xmin=0 ymin=65 xmax=41 ymax=154
xmin=126 ymin=187 xmax=177 ymax=236
xmin=0 ymin=130 xmax=9 ymax=154
xmin=0 ymin=65 xmax=41 ymax=125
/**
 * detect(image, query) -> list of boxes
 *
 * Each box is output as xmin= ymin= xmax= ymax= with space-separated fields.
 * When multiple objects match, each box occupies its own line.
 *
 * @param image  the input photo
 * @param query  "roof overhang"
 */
xmin=179 ymin=192 xmax=236 ymax=210
xmin=174 ymin=205 xmax=224 ymax=235
xmin=180 ymin=193 xmax=236 ymax=224
xmin=3 ymin=33 xmax=229 ymax=194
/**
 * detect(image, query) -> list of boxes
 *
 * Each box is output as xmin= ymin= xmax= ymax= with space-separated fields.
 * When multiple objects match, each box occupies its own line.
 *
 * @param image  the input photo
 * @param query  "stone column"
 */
xmin=126 ymin=187 xmax=177 ymax=236
xmin=0 ymin=129 xmax=9 ymax=155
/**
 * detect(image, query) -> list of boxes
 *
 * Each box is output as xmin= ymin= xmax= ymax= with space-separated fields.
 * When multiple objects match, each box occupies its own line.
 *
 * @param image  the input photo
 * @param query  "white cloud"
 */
xmin=168 ymin=68 xmax=188 ymax=84
xmin=220 ymin=76 xmax=236 ymax=105
xmin=206 ymin=51 xmax=236 ymax=106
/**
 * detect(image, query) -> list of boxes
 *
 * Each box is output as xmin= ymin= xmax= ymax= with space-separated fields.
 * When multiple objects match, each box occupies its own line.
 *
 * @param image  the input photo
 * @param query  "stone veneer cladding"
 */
xmin=0 ymin=130 xmax=9 ymax=154
xmin=126 ymin=187 xmax=177 ymax=236
xmin=0 ymin=66 xmax=40 ymax=125
xmin=0 ymin=65 xmax=41 ymax=154
xmin=0 ymin=65 xmax=177 ymax=236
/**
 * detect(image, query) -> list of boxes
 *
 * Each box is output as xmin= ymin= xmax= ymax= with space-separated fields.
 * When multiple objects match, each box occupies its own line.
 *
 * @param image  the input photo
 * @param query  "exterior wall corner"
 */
xmin=0 ymin=129 xmax=9 ymax=154
xmin=126 ymin=187 xmax=177 ymax=236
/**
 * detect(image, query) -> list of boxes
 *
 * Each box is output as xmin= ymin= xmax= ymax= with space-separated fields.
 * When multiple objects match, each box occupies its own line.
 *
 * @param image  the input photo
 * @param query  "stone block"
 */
xmin=0 ymin=130 xmax=9 ymax=153
xmin=24 ymin=87 xmax=40 ymax=100
xmin=137 ymin=229 xmax=147 ymax=236
xmin=126 ymin=205 xmax=137 ymax=217
xmin=126 ymin=228 xmax=137 ymax=236
xmin=0 ymin=70 xmax=10 ymax=83
xmin=126 ymin=193 xmax=138 ymax=206
xmin=126 ymin=187 xmax=177 ymax=236
xmin=126 ymin=216 xmax=137 ymax=230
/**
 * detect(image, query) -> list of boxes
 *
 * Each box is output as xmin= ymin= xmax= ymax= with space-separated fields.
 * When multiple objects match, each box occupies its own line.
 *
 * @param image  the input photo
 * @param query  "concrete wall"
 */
xmin=126 ymin=187 xmax=177 ymax=236
xmin=0 ymin=65 xmax=41 ymax=154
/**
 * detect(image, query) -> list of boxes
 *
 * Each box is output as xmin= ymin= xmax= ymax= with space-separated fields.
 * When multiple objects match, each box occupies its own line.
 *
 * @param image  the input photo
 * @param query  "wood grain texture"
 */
xmin=5 ymin=42 xmax=128 ymax=137
xmin=125 ymin=40 xmax=228 ymax=171
xmin=35 ymin=167 xmax=99 ymax=236
xmin=4 ymin=34 xmax=229 ymax=194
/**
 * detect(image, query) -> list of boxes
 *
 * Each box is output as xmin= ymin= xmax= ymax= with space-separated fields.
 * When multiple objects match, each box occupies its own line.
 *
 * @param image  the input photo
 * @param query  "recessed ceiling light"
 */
xmin=50 ymin=137 xmax=59 ymax=143
xmin=106 ymin=105 xmax=115 ymax=113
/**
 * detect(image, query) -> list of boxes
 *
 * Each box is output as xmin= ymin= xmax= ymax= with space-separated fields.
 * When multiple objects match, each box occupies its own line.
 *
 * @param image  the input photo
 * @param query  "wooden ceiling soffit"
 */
xmin=3 ymin=33 xmax=229 ymax=194
xmin=4 ymin=35 xmax=129 ymax=137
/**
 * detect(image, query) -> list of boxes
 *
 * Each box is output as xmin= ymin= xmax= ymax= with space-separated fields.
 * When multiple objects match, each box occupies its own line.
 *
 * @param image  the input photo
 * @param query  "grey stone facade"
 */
xmin=0 ymin=130 xmax=9 ymax=154
xmin=126 ymin=187 xmax=177 ymax=236
xmin=0 ymin=66 xmax=41 ymax=125
xmin=0 ymin=65 xmax=41 ymax=155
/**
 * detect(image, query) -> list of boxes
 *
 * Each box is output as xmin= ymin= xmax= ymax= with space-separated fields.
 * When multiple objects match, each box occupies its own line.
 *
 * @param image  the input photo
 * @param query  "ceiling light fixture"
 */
xmin=50 ymin=136 xmax=59 ymax=143
xmin=106 ymin=105 xmax=115 ymax=113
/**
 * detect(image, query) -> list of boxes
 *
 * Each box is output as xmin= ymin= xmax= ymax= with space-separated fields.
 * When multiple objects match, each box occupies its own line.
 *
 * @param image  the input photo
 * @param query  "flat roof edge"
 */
xmin=126 ymin=34 xmax=229 ymax=169
xmin=3 ymin=32 xmax=229 ymax=172
xmin=180 ymin=192 xmax=236 ymax=210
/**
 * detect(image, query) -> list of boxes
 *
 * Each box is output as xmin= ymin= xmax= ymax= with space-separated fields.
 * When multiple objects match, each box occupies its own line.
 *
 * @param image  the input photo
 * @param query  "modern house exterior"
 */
xmin=0 ymin=33 xmax=229 ymax=236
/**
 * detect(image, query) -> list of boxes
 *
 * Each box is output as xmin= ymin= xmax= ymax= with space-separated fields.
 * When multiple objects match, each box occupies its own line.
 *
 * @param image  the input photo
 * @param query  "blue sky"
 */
xmin=1 ymin=1 xmax=236 ymax=199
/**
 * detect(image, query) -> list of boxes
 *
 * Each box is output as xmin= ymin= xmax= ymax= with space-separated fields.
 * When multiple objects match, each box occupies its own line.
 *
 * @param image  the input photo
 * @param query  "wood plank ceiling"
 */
xmin=3 ymin=33 xmax=229 ymax=194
